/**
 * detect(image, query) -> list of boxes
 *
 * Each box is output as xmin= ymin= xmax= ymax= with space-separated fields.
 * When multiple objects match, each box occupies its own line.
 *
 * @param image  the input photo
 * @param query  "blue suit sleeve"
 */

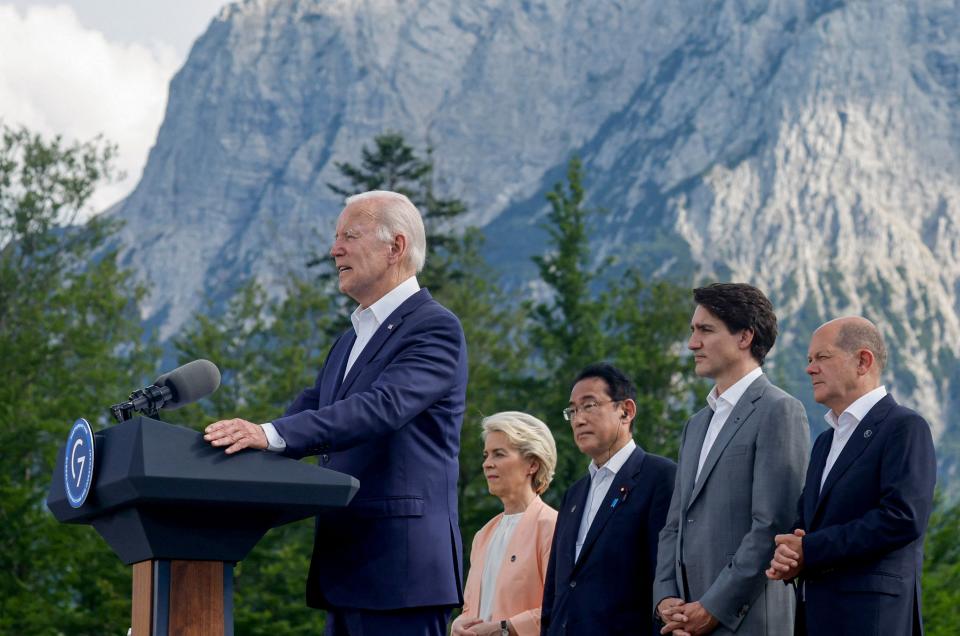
xmin=271 ymin=310 xmax=465 ymax=458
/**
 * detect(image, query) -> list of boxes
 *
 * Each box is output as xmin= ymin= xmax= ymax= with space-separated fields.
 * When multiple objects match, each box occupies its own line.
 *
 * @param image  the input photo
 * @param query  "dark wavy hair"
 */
xmin=693 ymin=283 xmax=778 ymax=364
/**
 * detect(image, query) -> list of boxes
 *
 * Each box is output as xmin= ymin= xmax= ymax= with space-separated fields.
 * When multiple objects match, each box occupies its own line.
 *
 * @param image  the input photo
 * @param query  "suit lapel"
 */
xmin=323 ymin=333 xmax=355 ymax=405
xmin=681 ymin=408 xmax=712 ymax=505
xmin=564 ymin=478 xmax=592 ymax=566
xmin=335 ymin=289 xmax=431 ymax=399
xmin=804 ymin=432 xmax=832 ymax=525
xmin=574 ymin=447 xmax=645 ymax=571
xmin=688 ymin=376 xmax=766 ymax=506
xmin=500 ymin=496 xmax=544 ymax=574
xmin=812 ymin=395 xmax=894 ymax=523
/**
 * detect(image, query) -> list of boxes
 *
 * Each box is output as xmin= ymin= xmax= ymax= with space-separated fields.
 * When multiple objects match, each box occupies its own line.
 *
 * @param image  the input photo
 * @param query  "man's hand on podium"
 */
xmin=204 ymin=418 xmax=268 ymax=454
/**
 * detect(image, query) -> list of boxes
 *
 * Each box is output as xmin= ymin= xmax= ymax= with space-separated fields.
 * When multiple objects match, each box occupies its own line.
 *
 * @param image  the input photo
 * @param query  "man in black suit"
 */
xmin=767 ymin=316 xmax=937 ymax=635
xmin=541 ymin=363 xmax=676 ymax=635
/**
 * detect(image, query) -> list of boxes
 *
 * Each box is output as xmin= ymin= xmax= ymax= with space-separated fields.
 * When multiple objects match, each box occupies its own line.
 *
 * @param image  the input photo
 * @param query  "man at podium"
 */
xmin=205 ymin=190 xmax=468 ymax=636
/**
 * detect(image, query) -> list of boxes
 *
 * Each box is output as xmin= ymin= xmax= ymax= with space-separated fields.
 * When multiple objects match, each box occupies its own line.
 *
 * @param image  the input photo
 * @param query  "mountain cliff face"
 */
xmin=112 ymin=0 xmax=960 ymax=482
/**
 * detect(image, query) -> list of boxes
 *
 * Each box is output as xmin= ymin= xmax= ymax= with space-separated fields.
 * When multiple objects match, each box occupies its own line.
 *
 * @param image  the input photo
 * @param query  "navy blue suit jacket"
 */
xmin=795 ymin=394 xmax=936 ymax=636
xmin=541 ymin=446 xmax=676 ymax=636
xmin=272 ymin=288 xmax=468 ymax=611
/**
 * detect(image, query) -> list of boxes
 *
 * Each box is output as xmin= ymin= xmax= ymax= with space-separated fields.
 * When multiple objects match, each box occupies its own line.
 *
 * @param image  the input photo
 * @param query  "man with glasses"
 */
xmin=654 ymin=283 xmax=809 ymax=636
xmin=541 ymin=363 xmax=677 ymax=635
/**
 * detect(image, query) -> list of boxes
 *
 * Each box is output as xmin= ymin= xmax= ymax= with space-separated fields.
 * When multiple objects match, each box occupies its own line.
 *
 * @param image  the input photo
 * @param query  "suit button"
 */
xmin=569 ymin=580 xmax=576 ymax=588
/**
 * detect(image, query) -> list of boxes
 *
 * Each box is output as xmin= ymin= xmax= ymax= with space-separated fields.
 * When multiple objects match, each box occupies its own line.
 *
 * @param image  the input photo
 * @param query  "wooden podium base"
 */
xmin=131 ymin=559 xmax=234 ymax=635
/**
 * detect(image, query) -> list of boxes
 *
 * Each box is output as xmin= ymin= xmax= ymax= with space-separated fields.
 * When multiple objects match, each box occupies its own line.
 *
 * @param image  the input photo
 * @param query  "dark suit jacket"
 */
xmin=272 ymin=288 xmax=468 ymax=611
xmin=795 ymin=394 xmax=936 ymax=636
xmin=541 ymin=445 xmax=676 ymax=636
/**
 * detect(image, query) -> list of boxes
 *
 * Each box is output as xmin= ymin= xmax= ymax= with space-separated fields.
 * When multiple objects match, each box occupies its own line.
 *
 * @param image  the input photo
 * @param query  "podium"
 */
xmin=47 ymin=416 xmax=359 ymax=635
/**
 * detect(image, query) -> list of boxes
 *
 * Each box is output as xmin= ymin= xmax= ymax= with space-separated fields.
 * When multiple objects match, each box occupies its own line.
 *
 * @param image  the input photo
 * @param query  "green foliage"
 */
xmin=528 ymin=157 xmax=701 ymax=497
xmin=0 ymin=125 xmax=154 ymax=634
xmin=922 ymin=494 xmax=960 ymax=635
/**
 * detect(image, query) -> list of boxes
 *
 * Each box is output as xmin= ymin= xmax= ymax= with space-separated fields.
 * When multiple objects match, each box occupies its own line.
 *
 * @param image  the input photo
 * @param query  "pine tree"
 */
xmin=326 ymin=132 xmax=466 ymax=294
xmin=0 ymin=125 xmax=154 ymax=633
xmin=528 ymin=156 xmax=700 ymax=496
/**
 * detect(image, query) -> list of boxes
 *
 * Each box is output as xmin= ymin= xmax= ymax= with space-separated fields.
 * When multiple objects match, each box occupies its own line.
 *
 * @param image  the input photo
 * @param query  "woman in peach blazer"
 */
xmin=452 ymin=412 xmax=558 ymax=636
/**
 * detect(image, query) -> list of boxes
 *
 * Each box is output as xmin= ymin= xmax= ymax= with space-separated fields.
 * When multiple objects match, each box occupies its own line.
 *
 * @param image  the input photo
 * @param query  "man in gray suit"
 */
xmin=654 ymin=283 xmax=809 ymax=635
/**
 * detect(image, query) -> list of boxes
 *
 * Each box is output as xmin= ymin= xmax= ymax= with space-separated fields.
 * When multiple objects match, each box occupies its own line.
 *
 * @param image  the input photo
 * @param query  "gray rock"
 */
xmin=110 ymin=0 xmax=960 ymax=483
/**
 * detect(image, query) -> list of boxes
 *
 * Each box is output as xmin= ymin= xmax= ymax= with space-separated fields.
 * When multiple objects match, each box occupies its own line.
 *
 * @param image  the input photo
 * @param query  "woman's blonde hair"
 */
xmin=481 ymin=411 xmax=557 ymax=494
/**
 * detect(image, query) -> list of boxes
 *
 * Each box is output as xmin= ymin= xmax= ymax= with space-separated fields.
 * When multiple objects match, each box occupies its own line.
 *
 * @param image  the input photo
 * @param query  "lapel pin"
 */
xmin=864 ymin=429 xmax=873 ymax=438
xmin=570 ymin=505 xmax=577 ymax=513
xmin=387 ymin=324 xmax=394 ymax=330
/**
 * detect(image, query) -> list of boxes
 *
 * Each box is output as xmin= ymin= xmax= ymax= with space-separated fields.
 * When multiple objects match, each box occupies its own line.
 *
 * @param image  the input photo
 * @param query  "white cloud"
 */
xmin=0 ymin=4 xmax=180 ymax=218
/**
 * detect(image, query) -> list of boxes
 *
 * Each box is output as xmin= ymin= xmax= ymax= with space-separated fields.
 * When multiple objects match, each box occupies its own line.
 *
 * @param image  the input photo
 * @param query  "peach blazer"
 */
xmin=459 ymin=496 xmax=558 ymax=636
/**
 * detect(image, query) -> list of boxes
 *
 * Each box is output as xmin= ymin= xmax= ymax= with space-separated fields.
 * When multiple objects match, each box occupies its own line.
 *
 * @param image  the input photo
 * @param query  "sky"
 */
xmin=0 ymin=1 xmax=229 ymax=217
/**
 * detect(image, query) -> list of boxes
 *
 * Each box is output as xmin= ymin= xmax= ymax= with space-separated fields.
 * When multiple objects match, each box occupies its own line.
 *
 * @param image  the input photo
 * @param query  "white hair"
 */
xmin=481 ymin=411 xmax=558 ymax=494
xmin=345 ymin=190 xmax=426 ymax=273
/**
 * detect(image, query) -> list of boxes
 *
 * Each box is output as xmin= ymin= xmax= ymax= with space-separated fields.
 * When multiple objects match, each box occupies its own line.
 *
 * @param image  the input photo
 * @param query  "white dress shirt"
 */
xmin=696 ymin=366 xmax=763 ymax=481
xmin=819 ymin=385 xmax=887 ymax=490
xmin=262 ymin=276 xmax=420 ymax=452
xmin=575 ymin=438 xmax=636 ymax=562
xmin=478 ymin=512 xmax=523 ymax=621
xmin=343 ymin=275 xmax=421 ymax=377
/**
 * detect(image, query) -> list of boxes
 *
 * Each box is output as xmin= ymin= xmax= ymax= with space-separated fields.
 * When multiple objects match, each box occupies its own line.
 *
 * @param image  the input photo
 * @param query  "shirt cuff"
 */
xmin=261 ymin=422 xmax=286 ymax=452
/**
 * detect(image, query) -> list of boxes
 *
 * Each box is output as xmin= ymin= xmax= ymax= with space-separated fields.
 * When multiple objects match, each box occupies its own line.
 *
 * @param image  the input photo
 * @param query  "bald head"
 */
xmin=832 ymin=317 xmax=887 ymax=370
xmin=807 ymin=316 xmax=886 ymax=414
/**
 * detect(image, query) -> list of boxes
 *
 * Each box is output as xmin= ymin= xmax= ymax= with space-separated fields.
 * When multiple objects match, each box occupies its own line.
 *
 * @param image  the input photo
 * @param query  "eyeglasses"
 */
xmin=562 ymin=399 xmax=619 ymax=421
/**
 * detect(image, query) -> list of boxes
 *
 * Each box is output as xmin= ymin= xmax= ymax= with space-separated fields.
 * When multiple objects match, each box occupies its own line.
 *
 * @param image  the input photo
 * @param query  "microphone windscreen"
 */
xmin=154 ymin=359 xmax=221 ymax=409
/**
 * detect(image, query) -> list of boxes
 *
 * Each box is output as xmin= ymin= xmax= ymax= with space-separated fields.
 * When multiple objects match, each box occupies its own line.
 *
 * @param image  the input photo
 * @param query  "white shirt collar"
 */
xmin=350 ymin=276 xmax=420 ymax=334
xmin=706 ymin=366 xmax=762 ymax=411
xmin=824 ymin=385 xmax=887 ymax=432
xmin=588 ymin=438 xmax=637 ymax=478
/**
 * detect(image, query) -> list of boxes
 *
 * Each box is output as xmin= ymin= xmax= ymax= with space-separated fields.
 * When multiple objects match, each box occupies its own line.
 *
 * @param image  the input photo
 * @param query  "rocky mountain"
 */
xmin=111 ymin=0 xmax=960 ymax=485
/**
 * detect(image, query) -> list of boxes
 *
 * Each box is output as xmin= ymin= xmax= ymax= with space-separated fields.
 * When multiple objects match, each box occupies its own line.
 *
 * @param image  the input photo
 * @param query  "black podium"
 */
xmin=47 ymin=416 xmax=359 ymax=636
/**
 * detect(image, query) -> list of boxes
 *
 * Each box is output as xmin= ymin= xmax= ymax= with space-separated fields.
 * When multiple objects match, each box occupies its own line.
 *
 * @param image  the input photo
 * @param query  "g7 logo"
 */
xmin=64 ymin=418 xmax=94 ymax=508
xmin=71 ymin=438 xmax=86 ymax=488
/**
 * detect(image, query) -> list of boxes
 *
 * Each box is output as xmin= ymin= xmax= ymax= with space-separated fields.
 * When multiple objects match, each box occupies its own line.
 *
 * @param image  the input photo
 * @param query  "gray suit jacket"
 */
xmin=653 ymin=374 xmax=809 ymax=634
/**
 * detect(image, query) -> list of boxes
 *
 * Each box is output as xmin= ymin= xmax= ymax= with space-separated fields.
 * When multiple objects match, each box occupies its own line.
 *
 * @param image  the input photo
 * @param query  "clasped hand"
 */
xmin=766 ymin=528 xmax=805 ymax=581
xmin=658 ymin=598 xmax=718 ymax=636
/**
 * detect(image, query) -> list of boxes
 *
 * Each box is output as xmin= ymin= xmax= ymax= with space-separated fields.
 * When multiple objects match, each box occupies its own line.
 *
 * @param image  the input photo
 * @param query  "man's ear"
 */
xmin=856 ymin=348 xmax=876 ymax=376
xmin=388 ymin=233 xmax=407 ymax=265
xmin=738 ymin=328 xmax=755 ymax=351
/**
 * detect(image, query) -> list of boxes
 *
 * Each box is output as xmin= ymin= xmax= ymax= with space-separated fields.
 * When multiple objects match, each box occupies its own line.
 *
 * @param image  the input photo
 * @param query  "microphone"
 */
xmin=110 ymin=359 xmax=221 ymax=422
